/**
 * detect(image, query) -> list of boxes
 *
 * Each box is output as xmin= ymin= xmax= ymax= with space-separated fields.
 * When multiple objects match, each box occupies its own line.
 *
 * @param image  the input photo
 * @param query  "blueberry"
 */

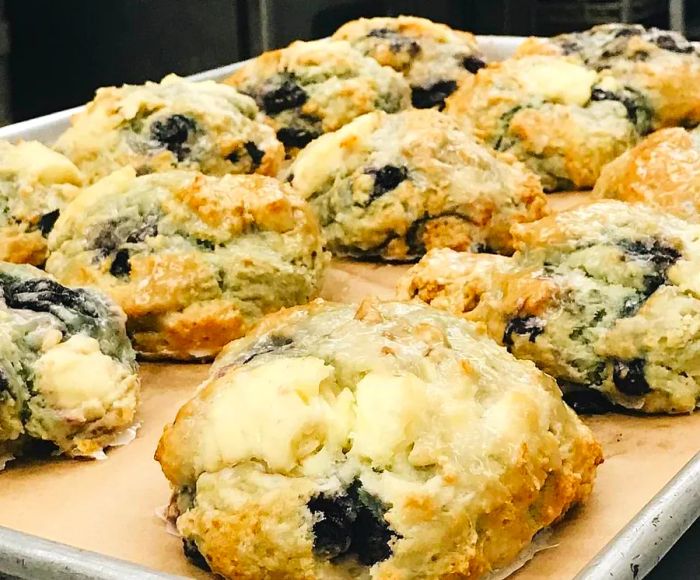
xmin=349 ymin=483 xmax=397 ymax=566
xmin=614 ymin=26 xmax=643 ymax=38
xmin=308 ymin=489 xmax=355 ymax=559
xmin=560 ymin=381 xmax=613 ymax=414
xmin=261 ymin=80 xmax=308 ymax=115
xmin=411 ymin=80 xmax=458 ymax=110
xmin=308 ymin=480 xmax=399 ymax=565
xmin=560 ymin=40 xmax=581 ymax=55
xmin=91 ymin=219 xmax=124 ymax=256
xmin=361 ymin=165 xmax=408 ymax=206
xmin=503 ymin=316 xmax=545 ymax=348
xmin=109 ymin=249 xmax=131 ymax=278
xmin=613 ymin=358 xmax=652 ymax=396
xmin=182 ymin=538 xmax=210 ymax=572
xmin=1 ymin=278 xmax=100 ymax=319
xmin=654 ymin=34 xmax=695 ymax=54
xmin=196 ymin=239 xmax=215 ymax=251
xmin=38 ymin=210 xmax=60 ymax=236
xmin=620 ymin=239 xmax=681 ymax=295
xmin=590 ymin=87 xmax=652 ymax=134
xmin=244 ymin=141 xmax=265 ymax=169
xmin=276 ymin=127 xmax=319 ymax=149
xmin=367 ymin=28 xmax=421 ymax=57
xmin=462 ymin=55 xmax=486 ymax=74
xmin=0 ymin=369 xmax=8 ymax=393
xmin=150 ymin=114 xmax=197 ymax=161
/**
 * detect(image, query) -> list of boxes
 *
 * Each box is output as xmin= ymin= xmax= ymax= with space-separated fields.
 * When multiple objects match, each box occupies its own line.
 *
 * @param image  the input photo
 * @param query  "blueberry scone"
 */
xmin=0 ymin=263 xmax=139 ymax=463
xmin=593 ymin=127 xmax=700 ymax=222
xmin=0 ymin=141 xmax=83 ymax=266
xmin=515 ymin=24 xmax=700 ymax=129
xmin=224 ymin=39 xmax=411 ymax=155
xmin=45 ymin=168 xmax=329 ymax=360
xmin=445 ymin=55 xmax=644 ymax=191
xmin=332 ymin=16 xmax=484 ymax=110
xmin=156 ymin=299 xmax=602 ymax=579
xmin=289 ymin=109 xmax=548 ymax=261
xmin=54 ymin=74 xmax=285 ymax=183
xmin=399 ymin=201 xmax=700 ymax=414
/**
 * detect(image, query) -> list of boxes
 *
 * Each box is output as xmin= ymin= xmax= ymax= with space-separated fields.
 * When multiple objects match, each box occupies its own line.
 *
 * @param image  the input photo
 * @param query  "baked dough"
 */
xmin=54 ymin=74 xmax=284 ymax=183
xmin=156 ymin=299 xmax=601 ymax=579
xmin=46 ymin=168 xmax=329 ymax=360
xmin=593 ymin=127 xmax=700 ymax=221
xmin=399 ymin=201 xmax=700 ymax=414
xmin=224 ymin=39 xmax=411 ymax=155
xmin=515 ymin=24 xmax=700 ymax=129
xmin=0 ymin=263 xmax=139 ymax=462
xmin=445 ymin=55 xmax=643 ymax=191
xmin=0 ymin=141 xmax=83 ymax=265
xmin=289 ymin=109 xmax=548 ymax=261
xmin=333 ymin=16 xmax=484 ymax=110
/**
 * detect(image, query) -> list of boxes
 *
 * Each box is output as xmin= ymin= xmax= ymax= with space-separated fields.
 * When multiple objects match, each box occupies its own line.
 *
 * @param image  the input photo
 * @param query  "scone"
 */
xmin=289 ymin=109 xmax=548 ymax=261
xmin=445 ymin=55 xmax=644 ymax=191
xmin=45 ymin=167 xmax=329 ymax=360
xmin=399 ymin=201 xmax=700 ymax=414
xmin=224 ymin=39 xmax=411 ymax=154
xmin=593 ymin=126 xmax=700 ymax=221
xmin=0 ymin=141 xmax=83 ymax=265
xmin=0 ymin=263 xmax=139 ymax=463
xmin=54 ymin=74 xmax=285 ymax=183
xmin=332 ymin=16 xmax=484 ymax=110
xmin=156 ymin=299 xmax=601 ymax=579
xmin=515 ymin=24 xmax=700 ymax=129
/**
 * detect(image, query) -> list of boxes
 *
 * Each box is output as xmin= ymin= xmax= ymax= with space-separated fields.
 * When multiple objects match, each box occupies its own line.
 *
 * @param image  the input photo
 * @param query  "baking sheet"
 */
xmin=0 ymin=34 xmax=698 ymax=580
xmin=0 ymin=252 xmax=698 ymax=580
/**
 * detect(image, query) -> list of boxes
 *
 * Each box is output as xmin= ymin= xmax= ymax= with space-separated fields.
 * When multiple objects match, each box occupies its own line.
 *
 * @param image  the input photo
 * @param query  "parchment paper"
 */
xmin=1 ymin=191 xmax=696 ymax=579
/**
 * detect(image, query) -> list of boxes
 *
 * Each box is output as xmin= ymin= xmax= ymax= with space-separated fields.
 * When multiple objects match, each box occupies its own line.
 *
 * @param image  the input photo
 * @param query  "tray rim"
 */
xmin=0 ymin=34 xmax=698 ymax=580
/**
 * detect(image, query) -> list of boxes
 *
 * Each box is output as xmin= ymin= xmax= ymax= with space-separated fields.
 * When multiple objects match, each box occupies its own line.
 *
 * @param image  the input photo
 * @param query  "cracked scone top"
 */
xmin=45 ymin=168 xmax=329 ymax=360
xmin=224 ymin=39 xmax=411 ymax=154
xmin=54 ymin=74 xmax=285 ymax=183
xmin=289 ymin=109 xmax=548 ymax=261
xmin=0 ymin=141 xmax=83 ymax=265
xmin=156 ymin=299 xmax=601 ymax=579
xmin=593 ymin=127 xmax=700 ymax=221
xmin=0 ymin=263 xmax=139 ymax=463
xmin=399 ymin=201 xmax=700 ymax=414
xmin=514 ymin=24 xmax=700 ymax=129
xmin=332 ymin=16 xmax=484 ymax=110
xmin=445 ymin=55 xmax=645 ymax=192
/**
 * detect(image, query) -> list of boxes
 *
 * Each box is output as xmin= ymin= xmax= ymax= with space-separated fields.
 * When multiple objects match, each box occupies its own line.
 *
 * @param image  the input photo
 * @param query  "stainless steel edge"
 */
xmin=0 ymin=526 xmax=182 ymax=580
xmin=575 ymin=451 xmax=700 ymax=580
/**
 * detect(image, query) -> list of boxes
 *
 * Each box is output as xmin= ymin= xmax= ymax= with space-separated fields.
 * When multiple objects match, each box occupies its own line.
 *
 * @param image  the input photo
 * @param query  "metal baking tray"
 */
xmin=0 ymin=36 xmax=698 ymax=580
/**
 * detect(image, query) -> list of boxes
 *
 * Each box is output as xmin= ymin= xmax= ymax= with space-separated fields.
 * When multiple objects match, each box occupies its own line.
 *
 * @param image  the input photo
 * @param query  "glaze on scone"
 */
xmin=289 ymin=109 xmax=548 ymax=261
xmin=399 ymin=201 xmax=700 ymax=414
xmin=445 ymin=55 xmax=644 ymax=191
xmin=156 ymin=299 xmax=601 ymax=579
xmin=332 ymin=16 xmax=484 ymax=110
xmin=45 ymin=168 xmax=328 ymax=360
xmin=0 ymin=263 xmax=139 ymax=462
xmin=593 ymin=127 xmax=700 ymax=221
xmin=224 ymin=39 xmax=411 ymax=155
xmin=0 ymin=141 xmax=83 ymax=265
xmin=54 ymin=74 xmax=284 ymax=183
xmin=515 ymin=24 xmax=700 ymax=129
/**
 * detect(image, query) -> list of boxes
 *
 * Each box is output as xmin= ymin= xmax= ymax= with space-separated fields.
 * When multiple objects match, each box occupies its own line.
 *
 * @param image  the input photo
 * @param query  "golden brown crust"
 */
xmin=593 ymin=127 xmax=700 ymax=221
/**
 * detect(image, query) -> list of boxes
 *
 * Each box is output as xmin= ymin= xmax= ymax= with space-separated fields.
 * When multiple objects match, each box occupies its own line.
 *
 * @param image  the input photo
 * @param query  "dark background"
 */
xmin=1 ymin=1 xmax=699 ymax=576
xmin=1 ymin=0 xmax=695 ymax=123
